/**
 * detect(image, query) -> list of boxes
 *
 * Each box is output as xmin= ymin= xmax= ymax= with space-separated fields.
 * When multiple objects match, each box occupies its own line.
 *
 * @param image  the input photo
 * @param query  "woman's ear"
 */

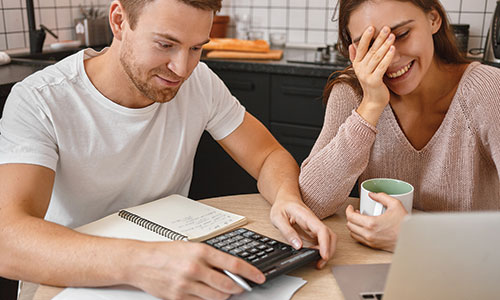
xmin=109 ymin=0 xmax=127 ymax=41
xmin=428 ymin=9 xmax=442 ymax=34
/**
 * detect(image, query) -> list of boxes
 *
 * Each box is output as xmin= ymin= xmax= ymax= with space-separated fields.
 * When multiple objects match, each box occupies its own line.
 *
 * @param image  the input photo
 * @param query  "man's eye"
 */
xmin=395 ymin=31 xmax=410 ymax=40
xmin=191 ymin=46 xmax=202 ymax=51
xmin=158 ymin=42 xmax=172 ymax=48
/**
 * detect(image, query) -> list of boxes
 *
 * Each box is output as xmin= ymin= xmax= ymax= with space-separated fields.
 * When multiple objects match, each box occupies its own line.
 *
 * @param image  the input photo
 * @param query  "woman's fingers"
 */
xmin=348 ymin=44 xmax=357 ymax=62
xmin=353 ymin=26 xmax=374 ymax=62
xmin=366 ymin=33 xmax=395 ymax=74
xmin=353 ymin=26 xmax=394 ymax=71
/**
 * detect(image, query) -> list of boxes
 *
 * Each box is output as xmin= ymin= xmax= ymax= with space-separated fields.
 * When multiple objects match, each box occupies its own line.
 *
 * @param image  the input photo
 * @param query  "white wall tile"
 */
xmin=288 ymin=29 xmax=305 ymax=43
xmin=6 ymin=32 xmax=25 ymax=48
xmin=237 ymin=0 xmax=251 ymax=6
xmin=0 ymin=12 xmax=4 ymax=32
xmin=3 ymin=0 xmax=22 ymax=9
xmin=269 ymin=8 xmax=286 ymax=28
xmin=233 ymin=7 xmax=251 ymax=20
xmin=441 ymin=0 xmax=461 ymax=12
xmin=308 ymin=9 xmax=326 ymax=30
xmin=468 ymin=36 xmax=483 ymax=51
xmin=4 ymin=9 xmax=24 ymax=32
xmin=270 ymin=0 xmax=287 ymax=7
xmin=0 ymin=34 xmax=7 ymax=50
xmin=71 ymin=0 xmax=85 ymax=6
xmin=40 ymin=7 xmax=57 ymax=29
xmin=55 ymin=0 xmax=71 ymax=6
xmin=289 ymin=0 xmax=306 ymax=8
xmin=307 ymin=30 xmax=325 ymax=44
xmin=326 ymin=18 xmax=338 ymax=31
xmin=57 ymin=27 xmax=73 ymax=40
xmin=252 ymin=7 xmax=268 ymax=28
xmin=56 ymin=7 xmax=72 ymax=28
xmin=253 ymin=0 xmax=268 ymax=7
xmin=40 ymin=0 xmax=55 ymax=8
xmin=326 ymin=30 xmax=338 ymax=45
xmin=447 ymin=12 xmax=460 ymax=25
xmin=288 ymin=8 xmax=305 ymax=29
xmin=460 ymin=12 xmax=485 ymax=37
xmin=461 ymin=0 xmax=486 ymax=13
xmin=486 ymin=0 xmax=498 ymax=12
xmin=308 ymin=0 xmax=327 ymax=8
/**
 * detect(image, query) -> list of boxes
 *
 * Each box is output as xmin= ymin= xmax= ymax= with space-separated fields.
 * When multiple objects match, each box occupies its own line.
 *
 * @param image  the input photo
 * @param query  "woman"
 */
xmin=299 ymin=0 xmax=500 ymax=252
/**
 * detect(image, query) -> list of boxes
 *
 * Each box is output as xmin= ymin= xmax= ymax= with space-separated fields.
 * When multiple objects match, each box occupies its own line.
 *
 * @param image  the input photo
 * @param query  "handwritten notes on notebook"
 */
xmin=52 ymin=275 xmax=307 ymax=300
xmin=76 ymin=194 xmax=247 ymax=242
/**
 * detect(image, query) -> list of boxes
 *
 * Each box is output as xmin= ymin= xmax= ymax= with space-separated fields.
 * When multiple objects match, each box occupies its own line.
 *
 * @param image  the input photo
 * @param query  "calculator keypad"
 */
xmin=205 ymin=228 xmax=294 ymax=267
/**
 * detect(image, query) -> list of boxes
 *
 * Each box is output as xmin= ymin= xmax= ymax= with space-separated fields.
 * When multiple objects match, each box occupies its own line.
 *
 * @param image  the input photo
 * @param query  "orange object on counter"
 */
xmin=210 ymin=15 xmax=230 ymax=38
xmin=205 ymin=49 xmax=283 ymax=60
xmin=203 ymin=38 xmax=270 ymax=53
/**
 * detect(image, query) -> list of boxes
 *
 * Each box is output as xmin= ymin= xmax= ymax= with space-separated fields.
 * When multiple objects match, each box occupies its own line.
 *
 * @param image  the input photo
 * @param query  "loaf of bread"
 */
xmin=203 ymin=38 xmax=270 ymax=53
xmin=205 ymin=49 xmax=283 ymax=60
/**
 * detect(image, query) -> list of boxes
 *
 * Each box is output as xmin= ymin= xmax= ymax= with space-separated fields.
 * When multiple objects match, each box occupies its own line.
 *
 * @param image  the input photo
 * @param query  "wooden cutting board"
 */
xmin=205 ymin=49 xmax=283 ymax=60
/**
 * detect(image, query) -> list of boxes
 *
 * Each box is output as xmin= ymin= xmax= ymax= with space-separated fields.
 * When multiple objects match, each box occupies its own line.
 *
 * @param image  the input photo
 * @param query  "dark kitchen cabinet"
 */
xmin=0 ymin=83 xmax=15 ymax=118
xmin=0 ymin=277 xmax=18 ymax=300
xmin=189 ymin=67 xmax=359 ymax=199
xmin=189 ymin=70 xmax=270 ymax=199
xmin=189 ymin=68 xmax=339 ymax=199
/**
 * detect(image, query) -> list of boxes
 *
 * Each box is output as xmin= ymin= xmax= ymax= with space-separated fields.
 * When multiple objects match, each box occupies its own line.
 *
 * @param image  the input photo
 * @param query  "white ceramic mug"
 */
xmin=360 ymin=178 xmax=414 ymax=216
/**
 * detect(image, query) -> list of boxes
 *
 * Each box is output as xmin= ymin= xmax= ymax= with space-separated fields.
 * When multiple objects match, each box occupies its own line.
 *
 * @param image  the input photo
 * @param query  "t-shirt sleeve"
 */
xmin=203 ymin=66 xmax=245 ymax=141
xmin=0 ymin=82 xmax=59 ymax=170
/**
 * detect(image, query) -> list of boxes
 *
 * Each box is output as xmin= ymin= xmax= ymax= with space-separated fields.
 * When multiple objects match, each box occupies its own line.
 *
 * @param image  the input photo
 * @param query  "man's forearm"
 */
xmin=256 ymin=147 xmax=302 ymax=204
xmin=0 ymin=214 xmax=143 ymax=287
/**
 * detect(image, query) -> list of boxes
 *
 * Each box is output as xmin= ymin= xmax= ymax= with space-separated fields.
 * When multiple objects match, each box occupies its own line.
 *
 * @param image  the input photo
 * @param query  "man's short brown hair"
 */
xmin=120 ymin=0 xmax=222 ymax=29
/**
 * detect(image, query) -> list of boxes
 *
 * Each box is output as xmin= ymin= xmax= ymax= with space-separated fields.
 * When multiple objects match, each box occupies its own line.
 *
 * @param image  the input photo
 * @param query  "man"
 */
xmin=0 ymin=0 xmax=336 ymax=299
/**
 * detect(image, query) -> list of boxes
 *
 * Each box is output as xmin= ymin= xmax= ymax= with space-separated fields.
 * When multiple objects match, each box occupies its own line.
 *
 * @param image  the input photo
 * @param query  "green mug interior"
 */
xmin=362 ymin=179 xmax=413 ymax=195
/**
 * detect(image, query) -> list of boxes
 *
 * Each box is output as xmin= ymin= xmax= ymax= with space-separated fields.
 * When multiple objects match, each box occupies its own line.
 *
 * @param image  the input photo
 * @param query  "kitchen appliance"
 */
xmin=451 ymin=24 xmax=469 ymax=55
xmin=483 ymin=0 xmax=500 ymax=65
xmin=286 ymin=45 xmax=348 ymax=67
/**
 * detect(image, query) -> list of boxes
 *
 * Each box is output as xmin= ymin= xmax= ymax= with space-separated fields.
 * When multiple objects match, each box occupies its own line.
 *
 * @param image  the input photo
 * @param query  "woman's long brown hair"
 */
xmin=323 ymin=0 xmax=469 ymax=103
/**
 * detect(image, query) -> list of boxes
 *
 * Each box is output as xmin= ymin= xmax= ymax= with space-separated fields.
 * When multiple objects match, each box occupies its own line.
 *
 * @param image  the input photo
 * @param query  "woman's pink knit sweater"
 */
xmin=299 ymin=62 xmax=500 ymax=219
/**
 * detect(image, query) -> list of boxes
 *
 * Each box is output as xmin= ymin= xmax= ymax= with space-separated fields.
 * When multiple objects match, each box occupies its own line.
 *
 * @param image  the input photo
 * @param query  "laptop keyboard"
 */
xmin=204 ymin=228 xmax=320 ymax=281
xmin=360 ymin=292 xmax=384 ymax=299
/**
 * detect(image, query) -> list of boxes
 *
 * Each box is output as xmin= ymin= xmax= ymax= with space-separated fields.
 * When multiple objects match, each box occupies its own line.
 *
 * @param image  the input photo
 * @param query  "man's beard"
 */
xmin=119 ymin=46 xmax=183 ymax=103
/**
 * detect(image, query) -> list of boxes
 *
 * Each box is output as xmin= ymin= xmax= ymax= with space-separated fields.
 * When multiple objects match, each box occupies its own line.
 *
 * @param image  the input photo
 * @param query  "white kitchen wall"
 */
xmin=221 ymin=0 xmax=498 ymax=52
xmin=0 ymin=0 xmax=110 ymax=50
xmin=0 ymin=0 xmax=497 ymax=52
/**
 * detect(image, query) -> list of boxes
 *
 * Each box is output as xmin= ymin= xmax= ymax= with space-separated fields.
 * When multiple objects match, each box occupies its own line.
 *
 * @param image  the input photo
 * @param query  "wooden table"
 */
xmin=29 ymin=194 xmax=392 ymax=300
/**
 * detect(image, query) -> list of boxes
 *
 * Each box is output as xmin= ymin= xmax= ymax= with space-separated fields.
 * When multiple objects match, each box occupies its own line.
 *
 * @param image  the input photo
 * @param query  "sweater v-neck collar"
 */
xmin=385 ymin=62 xmax=479 ymax=153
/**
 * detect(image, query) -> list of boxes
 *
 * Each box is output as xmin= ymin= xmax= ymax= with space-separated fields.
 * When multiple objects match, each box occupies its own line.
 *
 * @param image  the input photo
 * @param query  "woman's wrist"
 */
xmin=356 ymin=99 xmax=387 ymax=126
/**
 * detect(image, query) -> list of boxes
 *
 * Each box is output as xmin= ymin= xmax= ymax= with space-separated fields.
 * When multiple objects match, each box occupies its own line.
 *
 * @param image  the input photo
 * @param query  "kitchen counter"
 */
xmin=202 ymin=47 xmax=349 ymax=78
xmin=0 ymin=60 xmax=48 ymax=88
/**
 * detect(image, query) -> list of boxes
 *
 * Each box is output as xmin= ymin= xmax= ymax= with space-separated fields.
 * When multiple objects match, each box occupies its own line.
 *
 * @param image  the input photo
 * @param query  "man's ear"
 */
xmin=428 ymin=9 xmax=442 ymax=34
xmin=109 ymin=0 xmax=127 ymax=41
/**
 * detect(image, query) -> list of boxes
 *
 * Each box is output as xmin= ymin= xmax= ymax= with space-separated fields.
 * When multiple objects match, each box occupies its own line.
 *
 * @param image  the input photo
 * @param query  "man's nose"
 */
xmin=167 ymin=50 xmax=189 ymax=78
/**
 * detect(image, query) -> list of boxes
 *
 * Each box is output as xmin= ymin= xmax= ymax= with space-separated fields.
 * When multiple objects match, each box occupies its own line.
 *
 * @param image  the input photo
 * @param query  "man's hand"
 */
xmin=345 ymin=192 xmax=408 ymax=252
xmin=133 ymin=241 xmax=265 ymax=300
xmin=270 ymin=197 xmax=337 ymax=269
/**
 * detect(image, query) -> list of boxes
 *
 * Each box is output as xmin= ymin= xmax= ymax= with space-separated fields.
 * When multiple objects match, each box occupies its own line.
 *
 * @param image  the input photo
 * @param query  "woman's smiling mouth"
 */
xmin=386 ymin=61 xmax=414 ymax=79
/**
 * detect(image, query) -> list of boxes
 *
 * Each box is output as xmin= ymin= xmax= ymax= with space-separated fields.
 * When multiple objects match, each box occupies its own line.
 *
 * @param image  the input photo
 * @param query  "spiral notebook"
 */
xmin=76 ymin=194 xmax=247 ymax=242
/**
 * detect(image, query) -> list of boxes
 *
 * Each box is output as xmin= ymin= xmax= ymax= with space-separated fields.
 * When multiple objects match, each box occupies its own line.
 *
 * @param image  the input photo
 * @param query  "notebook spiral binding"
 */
xmin=118 ymin=210 xmax=188 ymax=241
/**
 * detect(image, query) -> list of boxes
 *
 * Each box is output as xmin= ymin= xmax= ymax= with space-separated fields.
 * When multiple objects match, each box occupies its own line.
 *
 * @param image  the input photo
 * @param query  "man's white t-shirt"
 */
xmin=0 ymin=48 xmax=245 ymax=228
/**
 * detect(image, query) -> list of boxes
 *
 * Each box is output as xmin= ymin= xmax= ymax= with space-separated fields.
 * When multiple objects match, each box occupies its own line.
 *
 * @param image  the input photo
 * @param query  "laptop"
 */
xmin=332 ymin=212 xmax=500 ymax=300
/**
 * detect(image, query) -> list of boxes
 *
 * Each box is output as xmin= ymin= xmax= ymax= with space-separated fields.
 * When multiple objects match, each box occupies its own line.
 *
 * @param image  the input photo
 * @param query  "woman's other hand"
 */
xmin=345 ymin=192 xmax=408 ymax=252
xmin=349 ymin=26 xmax=395 ymax=126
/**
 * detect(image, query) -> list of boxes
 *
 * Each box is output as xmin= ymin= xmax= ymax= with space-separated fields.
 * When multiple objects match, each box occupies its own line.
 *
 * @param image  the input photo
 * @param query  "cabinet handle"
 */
xmin=281 ymin=86 xmax=322 ymax=97
xmin=227 ymin=81 xmax=255 ymax=91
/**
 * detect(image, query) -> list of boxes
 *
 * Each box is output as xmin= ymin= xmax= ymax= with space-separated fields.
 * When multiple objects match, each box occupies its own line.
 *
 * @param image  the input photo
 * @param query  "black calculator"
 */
xmin=204 ymin=228 xmax=320 ymax=283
